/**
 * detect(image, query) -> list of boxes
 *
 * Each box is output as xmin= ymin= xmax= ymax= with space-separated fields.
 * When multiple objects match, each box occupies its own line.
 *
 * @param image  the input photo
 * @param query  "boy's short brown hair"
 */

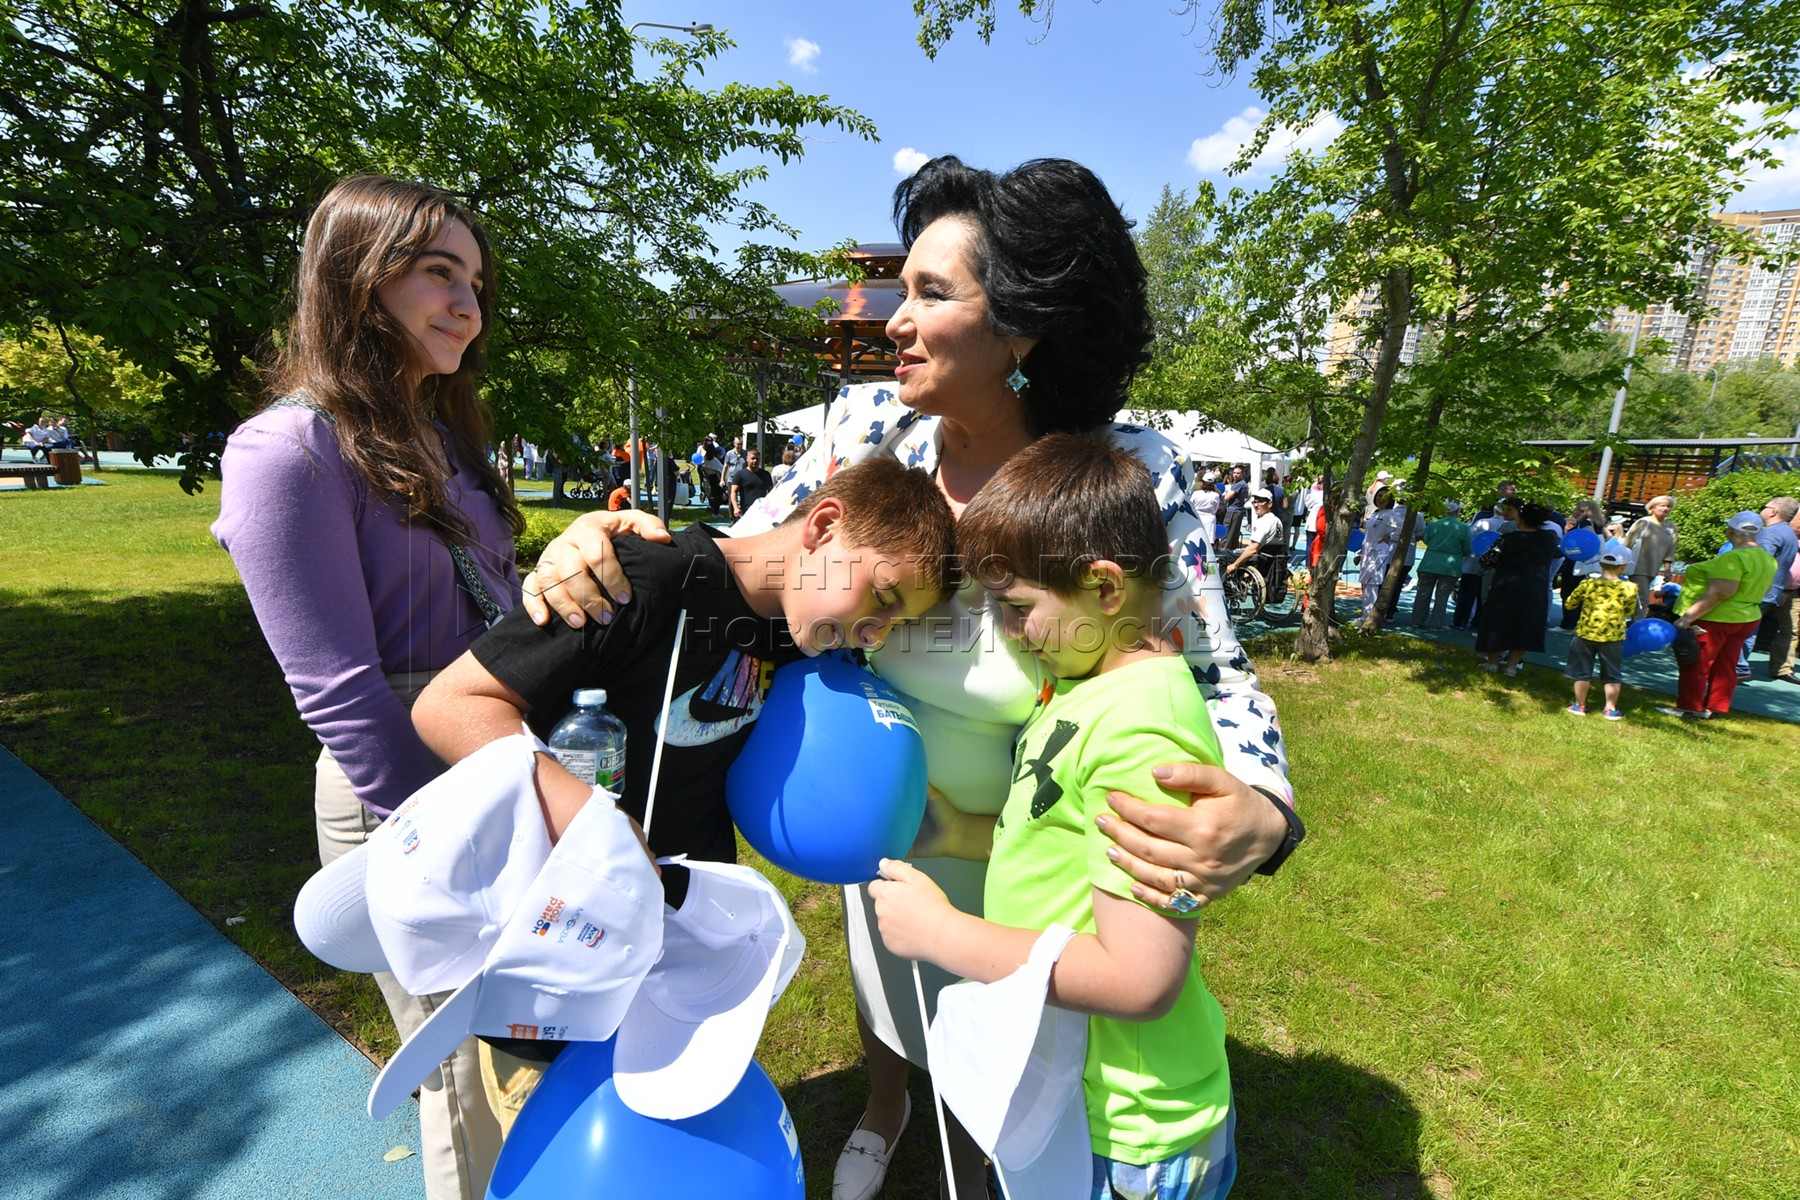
xmin=958 ymin=433 xmax=1171 ymax=594
xmin=781 ymin=457 xmax=958 ymax=598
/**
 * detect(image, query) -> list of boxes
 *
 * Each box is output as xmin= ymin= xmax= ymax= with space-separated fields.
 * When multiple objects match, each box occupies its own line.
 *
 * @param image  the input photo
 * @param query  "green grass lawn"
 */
xmin=3 ymin=472 xmax=1797 ymax=1199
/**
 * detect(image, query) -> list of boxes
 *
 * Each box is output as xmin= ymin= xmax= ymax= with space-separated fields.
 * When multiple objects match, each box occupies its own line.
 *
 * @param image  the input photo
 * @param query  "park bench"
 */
xmin=1 ymin=463 xmax=62 ymax=490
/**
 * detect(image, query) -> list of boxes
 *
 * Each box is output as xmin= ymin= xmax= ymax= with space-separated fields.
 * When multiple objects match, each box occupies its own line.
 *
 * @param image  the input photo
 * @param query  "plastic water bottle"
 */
xmin=546 ymin=688 xmax=627 ymax=793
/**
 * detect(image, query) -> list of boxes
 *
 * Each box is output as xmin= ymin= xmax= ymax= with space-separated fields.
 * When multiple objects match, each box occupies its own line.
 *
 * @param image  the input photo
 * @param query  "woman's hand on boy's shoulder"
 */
xmin=522 ymin=509 xmax=672 ymax=628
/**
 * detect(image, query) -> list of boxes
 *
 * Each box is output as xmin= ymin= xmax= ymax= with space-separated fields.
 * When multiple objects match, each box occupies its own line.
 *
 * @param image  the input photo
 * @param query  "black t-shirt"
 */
xmin=472 ymin=525 xmax=802 ymax=864
xmin=730 ymin=466 xmax=773 ymax=510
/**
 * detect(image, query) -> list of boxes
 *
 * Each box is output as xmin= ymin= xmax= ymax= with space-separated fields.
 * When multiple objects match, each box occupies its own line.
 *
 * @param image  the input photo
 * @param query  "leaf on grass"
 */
xmin=383 ymin=1146 xmax=415 ymax=1162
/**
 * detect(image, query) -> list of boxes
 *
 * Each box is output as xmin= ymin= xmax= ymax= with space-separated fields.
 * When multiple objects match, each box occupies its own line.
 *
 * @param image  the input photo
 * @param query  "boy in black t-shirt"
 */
xmin=412 ymin=457 xmax=956 ymax=868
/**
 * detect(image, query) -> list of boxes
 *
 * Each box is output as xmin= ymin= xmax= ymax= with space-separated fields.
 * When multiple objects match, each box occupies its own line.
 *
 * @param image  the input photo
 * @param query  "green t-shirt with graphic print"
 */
xmin=984 ymin=654 xmax=1231 ymax=1166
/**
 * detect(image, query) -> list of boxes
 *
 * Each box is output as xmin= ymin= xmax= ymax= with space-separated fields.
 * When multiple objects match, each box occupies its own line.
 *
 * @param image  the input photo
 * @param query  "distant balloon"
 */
xmin=1561 ymin=529 xmax=1601 ymax=561
xmin=489 ymin=1040 xmax=804 ymax=1200
xmin=691 ymin=451 xmax=705 ymax=465
xmin=1347 ymin=529 xmax=1366 ymax=552
xmin=1472 ymin=529 xmax=1501 ymax=557
xmin=1623 ymin=619 xmax=1677 ymax=657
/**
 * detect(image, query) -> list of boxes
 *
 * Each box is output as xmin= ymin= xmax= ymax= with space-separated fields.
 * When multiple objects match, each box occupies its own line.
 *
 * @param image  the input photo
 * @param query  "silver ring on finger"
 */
xmin=1167 ymin=870 xmax=1202 ymax=914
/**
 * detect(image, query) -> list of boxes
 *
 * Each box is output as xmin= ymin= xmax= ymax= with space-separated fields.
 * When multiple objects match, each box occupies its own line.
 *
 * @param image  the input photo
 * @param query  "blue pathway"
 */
xmin=1340 ymin=571 xmax=1800 ymax=724
xmin=0 ymin=748 xmax=423 ymax=1200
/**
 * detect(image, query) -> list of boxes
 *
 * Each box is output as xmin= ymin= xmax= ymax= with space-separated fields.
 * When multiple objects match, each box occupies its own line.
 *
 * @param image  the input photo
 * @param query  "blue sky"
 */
xmin=623 ymin=0 xmax=1800 ymax=264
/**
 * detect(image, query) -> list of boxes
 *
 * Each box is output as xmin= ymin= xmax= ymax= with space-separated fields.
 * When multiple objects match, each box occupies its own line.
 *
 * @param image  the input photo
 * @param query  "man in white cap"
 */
xmin=1364 ymin=469 xmax=1394 ymax=520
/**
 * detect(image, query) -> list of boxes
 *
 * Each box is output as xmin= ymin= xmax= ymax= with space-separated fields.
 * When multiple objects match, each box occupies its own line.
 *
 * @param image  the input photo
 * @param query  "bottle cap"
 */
xmin=572 ymin=688 xmax=608 ymax=708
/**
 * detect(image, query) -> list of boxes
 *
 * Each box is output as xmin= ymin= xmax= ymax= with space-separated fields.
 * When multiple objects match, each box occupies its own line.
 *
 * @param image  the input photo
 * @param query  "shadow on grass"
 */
xmin=781 ymin=1042 xmax=1422 ymax=1200
xmin=0 ymin=584 xmax=346 ymax=1005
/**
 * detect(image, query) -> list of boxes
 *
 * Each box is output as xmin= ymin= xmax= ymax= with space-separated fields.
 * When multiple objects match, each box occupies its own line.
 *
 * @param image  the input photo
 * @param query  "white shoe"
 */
xmin=833 ymin=1093 xmax=911 ymax=1200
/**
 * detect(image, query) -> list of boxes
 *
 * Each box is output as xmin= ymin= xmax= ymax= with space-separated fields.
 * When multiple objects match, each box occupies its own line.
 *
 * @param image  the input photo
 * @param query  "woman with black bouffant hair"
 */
xmin=888 ymin=154 xmax=1153 ymax=437
xmin=525 ymin=155 xmax=1297 ymax=1198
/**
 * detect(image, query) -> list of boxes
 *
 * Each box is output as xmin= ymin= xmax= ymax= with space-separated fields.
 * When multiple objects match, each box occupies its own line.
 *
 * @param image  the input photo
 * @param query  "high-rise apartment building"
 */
xmin=1606 ymin=209 xmax=1800 ymax=372
xmin=1321 ymin=209 xmax=1800 ymax=374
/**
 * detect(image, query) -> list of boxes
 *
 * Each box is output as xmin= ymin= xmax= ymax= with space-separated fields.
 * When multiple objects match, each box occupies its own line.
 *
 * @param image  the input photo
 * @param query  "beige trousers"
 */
xmin=313 ymin=672 xmax=503 ymax=1200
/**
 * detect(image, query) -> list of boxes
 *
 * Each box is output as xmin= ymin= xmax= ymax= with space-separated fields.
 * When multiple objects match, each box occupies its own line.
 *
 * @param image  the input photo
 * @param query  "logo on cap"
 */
xmin=532 ymin=897 xmax=567 ymax=937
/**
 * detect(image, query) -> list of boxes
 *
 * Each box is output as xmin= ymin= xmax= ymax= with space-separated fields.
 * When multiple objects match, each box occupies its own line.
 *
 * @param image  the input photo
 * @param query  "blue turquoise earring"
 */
xmin=1005 ymin=350 xmax=1029 ymax=394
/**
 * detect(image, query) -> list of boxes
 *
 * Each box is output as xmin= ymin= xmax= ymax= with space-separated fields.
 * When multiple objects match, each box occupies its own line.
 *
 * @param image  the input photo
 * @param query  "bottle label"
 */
xmin=551 ymin=748 xmax=598 ymax=784
xmin=597 ymin=747 xmax=626 ymax=793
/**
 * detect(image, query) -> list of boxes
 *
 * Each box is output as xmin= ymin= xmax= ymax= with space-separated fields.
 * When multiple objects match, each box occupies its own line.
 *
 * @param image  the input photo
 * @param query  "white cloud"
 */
xmin=893 ymin=147 xmax=929 ymax=176
xmin=1727 ymin=100 xmax=1800 ymax=211
xmin=1186 ymin=106 xmax=1345 ymax=177
xmin=785 ymin=37 xmax=821 ymax=73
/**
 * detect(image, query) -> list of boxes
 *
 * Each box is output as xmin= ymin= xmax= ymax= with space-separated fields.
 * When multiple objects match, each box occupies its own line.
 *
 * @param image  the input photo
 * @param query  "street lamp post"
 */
xmin=622 ymin=20 xmax=713 ymax=512
xmin=1592 ymin=322 xmax=1641 ymax=506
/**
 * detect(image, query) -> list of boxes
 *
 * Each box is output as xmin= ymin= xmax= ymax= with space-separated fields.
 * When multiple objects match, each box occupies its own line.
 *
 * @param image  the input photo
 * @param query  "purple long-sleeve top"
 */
xmin=212 ymin=405 xmax=520 ymax=816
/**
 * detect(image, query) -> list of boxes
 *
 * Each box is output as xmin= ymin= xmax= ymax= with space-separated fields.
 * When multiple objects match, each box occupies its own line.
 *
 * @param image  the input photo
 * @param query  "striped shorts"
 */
xmin=1090 ymin=1103 xmax=1237 ymax=1200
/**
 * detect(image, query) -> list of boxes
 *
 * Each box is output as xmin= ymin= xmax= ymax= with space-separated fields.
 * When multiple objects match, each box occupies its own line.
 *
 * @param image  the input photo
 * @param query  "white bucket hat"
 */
xmin=927 ymin=925 xmax=1091 ymax=1200
xmin=612 ymin=858 xmax=805 ymax=1119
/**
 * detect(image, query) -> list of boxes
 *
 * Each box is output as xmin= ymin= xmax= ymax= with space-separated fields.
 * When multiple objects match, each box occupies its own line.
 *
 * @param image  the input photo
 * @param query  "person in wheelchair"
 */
xmin=1225 ymin=488 xmax=1291 ymax=601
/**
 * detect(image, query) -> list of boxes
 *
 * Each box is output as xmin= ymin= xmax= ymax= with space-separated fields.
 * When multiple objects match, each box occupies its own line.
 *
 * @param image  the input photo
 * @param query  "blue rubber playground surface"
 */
xmin=1301 ymin=562 xmax=1800 ymax=725
xmin=0 ymin=747 xmax=424 ymax=1200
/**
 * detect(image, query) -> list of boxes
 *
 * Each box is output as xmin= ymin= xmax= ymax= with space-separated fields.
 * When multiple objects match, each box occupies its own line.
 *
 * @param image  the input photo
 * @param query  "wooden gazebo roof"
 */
xmin=754 ymin=243 xmax=906 ymax=382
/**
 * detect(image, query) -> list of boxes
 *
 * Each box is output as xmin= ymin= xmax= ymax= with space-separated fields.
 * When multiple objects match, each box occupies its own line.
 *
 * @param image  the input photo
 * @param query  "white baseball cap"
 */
xmin=1375 ymin=470 xmax=1393 ymax=481
xmin=1727 ymin=510 xmax=1763 ymax=533
xmin=1598 ymin=542 xmax=1636 ymax=567
xmin=366 ymin=784 xmax=663 ymax=1120
xmin=1250 ymin=487 xmax=1274 ymax=501
xmin=612 ymin=859 xmax=805 ymax=1119
xmin=927 ymin=926 xmax=1091 ymax=1200
xmin=295 ymin=732 xmax=560 ymax=996
xmin=301 ymin=732 xmax=666 ymax=1121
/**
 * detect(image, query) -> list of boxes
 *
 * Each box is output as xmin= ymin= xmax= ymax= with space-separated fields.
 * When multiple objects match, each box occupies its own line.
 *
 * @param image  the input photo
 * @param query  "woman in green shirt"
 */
xmin=1658 ymin=511 xmax=1779 ymax=719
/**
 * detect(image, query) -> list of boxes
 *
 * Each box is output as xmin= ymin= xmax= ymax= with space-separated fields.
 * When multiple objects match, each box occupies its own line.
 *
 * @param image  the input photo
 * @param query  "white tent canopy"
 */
xmin=742 ymin=402 xmax=828 ymax=449
xmin=1120 ymin=409 xmax=1288 ymax=478
xmin=742 ymin=403 xmax=1291 ymax=477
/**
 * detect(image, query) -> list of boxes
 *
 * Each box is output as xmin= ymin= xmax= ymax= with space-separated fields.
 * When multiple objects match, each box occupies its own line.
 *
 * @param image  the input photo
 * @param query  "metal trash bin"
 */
xmin=50 ymin=449 xmax=82 ymax=486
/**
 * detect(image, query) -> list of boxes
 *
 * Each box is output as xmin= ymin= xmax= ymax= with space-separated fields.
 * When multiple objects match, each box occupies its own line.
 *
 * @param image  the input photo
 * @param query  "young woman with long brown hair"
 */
xmin=213 ymin=174 xmax=525 ymax=1200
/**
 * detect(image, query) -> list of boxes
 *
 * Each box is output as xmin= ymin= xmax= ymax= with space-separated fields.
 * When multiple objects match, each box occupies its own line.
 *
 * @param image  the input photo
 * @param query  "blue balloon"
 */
xmin=490 ymin=1040 xmax=803 ymax=1200
xmin=1561 ymin=528 xmax=1601 ymax=560
xmin=1347 ymin=529 xmax=1366 ymax=552
xmin=1622 ymin=618 xmax=1678 ymax=657
xmin=728 ymin=654 xmax=927 ymax=884
xmin=691 ymin=451 xmax=705 ymax=465
xmin=1472 ymin=529 xmax=1501 ymax=557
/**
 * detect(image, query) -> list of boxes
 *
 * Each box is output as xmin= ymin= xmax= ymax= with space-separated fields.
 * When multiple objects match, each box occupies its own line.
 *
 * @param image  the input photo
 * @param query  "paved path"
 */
xmin=1302 ymin=568 xmax=1800 ymax=725
xmin=0 ymin=748 xmax=424 ymax=1200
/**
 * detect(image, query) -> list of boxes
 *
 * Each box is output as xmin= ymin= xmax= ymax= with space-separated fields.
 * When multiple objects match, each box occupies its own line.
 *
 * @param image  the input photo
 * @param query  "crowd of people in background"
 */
xmin=1188 ymin=461 xmax=1800 ymax=720
xmin=492 ymin=428 xmax=809 ymax=514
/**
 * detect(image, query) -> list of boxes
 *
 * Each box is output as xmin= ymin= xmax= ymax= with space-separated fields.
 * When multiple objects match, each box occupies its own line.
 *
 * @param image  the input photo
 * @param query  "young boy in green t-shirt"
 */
xmin=870 ymin=434 xmax=1238 ymax=1199
xmin=1563 ymin=544 xmax=1641 ymax=720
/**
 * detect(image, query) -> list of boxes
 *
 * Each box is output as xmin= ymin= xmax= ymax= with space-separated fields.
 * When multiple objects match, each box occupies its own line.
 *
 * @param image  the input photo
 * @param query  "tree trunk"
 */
xmin=1367 ymin=388 xmax=1449 ymax=630
xmin=1294 ymin=264 xmax=1416 ymax=661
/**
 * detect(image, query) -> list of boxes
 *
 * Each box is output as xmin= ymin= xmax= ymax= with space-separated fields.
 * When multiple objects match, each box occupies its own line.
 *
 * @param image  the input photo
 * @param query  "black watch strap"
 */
xmin=1252 ymin=787 xmax=1305 ymax=876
